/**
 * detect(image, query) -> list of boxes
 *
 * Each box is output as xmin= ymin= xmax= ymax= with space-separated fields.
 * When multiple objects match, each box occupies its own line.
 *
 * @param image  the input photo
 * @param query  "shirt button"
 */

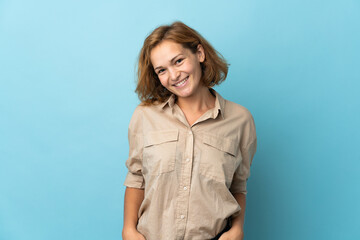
xmin=188 ymin=131 xmax=192 ymax=135
xmin=180 ymin=215 xmax=185 ymax=219
xmin=183 ymin=186 xmax=187 ymax=190
xmin=185 ymin=158 xmax=190 ymax=162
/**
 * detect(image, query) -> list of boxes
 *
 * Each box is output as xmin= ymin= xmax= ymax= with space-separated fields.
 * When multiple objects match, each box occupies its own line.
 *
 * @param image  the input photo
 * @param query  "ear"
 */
xmin=196 ymin=44 xmax=205 ymax=63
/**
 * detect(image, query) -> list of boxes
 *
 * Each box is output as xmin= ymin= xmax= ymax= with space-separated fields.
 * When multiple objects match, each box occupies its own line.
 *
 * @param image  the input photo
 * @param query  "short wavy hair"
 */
xmin=136 ymin=21 xmax=229 ymax=105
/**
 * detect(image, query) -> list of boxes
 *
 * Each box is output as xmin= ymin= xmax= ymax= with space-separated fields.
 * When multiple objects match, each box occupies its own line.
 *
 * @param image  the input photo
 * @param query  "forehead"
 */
xmin=150 ymin=40 xmax=189 ymax=66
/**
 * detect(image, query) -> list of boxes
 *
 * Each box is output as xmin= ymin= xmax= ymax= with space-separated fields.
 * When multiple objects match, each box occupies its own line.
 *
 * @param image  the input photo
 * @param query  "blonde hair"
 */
xmin=136 ymin=21 xmax=228 ymax=105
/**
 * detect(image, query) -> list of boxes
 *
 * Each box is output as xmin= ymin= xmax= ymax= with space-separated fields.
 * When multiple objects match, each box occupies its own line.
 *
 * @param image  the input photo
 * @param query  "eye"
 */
xmin=175 ymin=58 xmax=183 ymax=64
xmin=157 ymin=69 xmax=165 ymax=75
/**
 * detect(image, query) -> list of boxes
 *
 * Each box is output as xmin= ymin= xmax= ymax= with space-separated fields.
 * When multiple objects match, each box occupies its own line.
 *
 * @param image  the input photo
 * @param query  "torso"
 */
xmin=176 ymin=89 xmax=216 ymax=126
xmin=181 ymin=108 xmax=210 ymax=126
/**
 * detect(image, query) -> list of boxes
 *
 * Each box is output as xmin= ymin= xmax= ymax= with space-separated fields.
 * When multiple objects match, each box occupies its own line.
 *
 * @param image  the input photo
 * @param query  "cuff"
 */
xmin=124 ymin=172 xmax=145 ymax=189
xmin=229 ymin=180 xmax=247 ymax=195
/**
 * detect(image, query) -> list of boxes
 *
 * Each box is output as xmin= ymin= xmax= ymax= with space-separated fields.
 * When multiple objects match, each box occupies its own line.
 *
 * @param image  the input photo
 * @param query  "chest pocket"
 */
xmin=199 ymin=133 xmax=238 ymax=185
xmin=143 ymin=129 xmax=178 ymax=175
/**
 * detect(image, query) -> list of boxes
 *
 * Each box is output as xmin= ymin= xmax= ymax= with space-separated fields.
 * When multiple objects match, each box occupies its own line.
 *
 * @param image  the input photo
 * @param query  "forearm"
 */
xmin=123 ymin=187 xmax=145 ymax=230
xmin=230 ymin=193 xmax=246 ymax=232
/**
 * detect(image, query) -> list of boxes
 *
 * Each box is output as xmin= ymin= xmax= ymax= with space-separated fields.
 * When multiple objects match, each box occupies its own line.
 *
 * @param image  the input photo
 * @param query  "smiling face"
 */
xmin=150 ymin=40 xmax=206 ymax=100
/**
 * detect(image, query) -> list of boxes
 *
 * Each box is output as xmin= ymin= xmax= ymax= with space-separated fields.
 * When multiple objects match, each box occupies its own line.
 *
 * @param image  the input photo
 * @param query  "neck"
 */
xmin=176 ymin=86 xmax=216 ymax=113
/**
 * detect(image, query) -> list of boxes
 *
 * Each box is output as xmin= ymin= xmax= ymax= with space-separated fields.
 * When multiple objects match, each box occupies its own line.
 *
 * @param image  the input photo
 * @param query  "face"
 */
xmin=150 ymin=40 xmax=205 ymax=99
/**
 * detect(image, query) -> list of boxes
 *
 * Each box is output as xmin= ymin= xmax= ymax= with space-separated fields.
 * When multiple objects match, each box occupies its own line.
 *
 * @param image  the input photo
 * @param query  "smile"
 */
xmin=173 ymin=77 xmax=189 ymax=87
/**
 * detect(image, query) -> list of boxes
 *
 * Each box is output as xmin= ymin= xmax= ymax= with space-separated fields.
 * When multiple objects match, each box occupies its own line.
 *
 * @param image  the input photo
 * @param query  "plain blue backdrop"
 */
xmin=1 ymin=0 xmax=359 ymax=239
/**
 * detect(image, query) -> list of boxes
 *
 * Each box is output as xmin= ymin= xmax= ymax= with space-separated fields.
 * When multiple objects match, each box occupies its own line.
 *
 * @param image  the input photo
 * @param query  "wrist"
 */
xmin=229 ymin=224 xmax=244 ymax=235
xmin=122 ymin=225 xmax=138 ymax=234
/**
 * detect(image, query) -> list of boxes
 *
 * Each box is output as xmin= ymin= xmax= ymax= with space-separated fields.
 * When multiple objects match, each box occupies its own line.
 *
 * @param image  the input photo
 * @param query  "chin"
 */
xmin=173 ymin=88 xmax=192 ymax=97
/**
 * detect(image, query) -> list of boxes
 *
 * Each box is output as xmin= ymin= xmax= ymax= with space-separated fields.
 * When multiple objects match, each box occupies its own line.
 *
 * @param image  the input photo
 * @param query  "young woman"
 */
xmin=122 ymin=21 xmax=257 ymax=240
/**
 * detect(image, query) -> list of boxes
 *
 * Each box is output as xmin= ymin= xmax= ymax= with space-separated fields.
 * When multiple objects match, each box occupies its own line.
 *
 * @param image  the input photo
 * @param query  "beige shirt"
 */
xmin=124 ymin=88 xmax=257 ymax=240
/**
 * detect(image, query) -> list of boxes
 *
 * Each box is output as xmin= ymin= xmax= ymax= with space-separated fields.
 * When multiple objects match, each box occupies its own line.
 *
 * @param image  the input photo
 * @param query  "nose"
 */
xmin=168 ymin=67 xmax=180 ymax=81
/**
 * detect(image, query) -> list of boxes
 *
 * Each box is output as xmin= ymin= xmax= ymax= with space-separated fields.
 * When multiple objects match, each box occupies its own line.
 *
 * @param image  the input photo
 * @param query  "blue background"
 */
xmin=1 ymin=0 xmax=359 ymax=239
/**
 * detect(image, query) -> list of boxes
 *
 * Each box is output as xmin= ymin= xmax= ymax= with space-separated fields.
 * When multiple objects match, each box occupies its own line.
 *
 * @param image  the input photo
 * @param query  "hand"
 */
xmin=218 ymin=227 xmax=244 ymax=240
xmin=122 ymin=227 xmax=146 ymax=240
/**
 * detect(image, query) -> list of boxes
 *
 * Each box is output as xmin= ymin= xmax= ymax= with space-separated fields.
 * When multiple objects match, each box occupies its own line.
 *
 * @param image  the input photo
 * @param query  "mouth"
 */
xmin=173 ymin=76 xmax=189 ymax=87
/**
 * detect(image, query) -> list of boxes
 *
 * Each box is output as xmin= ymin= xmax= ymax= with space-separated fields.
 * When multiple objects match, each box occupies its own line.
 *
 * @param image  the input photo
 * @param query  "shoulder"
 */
xmin=223 ymin=98 xmax=255 ymax=123
xmin=130 ymin=104 xmax=144 ymax=120
xmin=213 ymin=89 xmax=254 ymax=122
xmin=130 ymin=101 xmax=166 ymax=122
xmin=222 ymin=98 xmax=257 ymax=148
xmin=133 ymin=101 xmax=165 ymax=115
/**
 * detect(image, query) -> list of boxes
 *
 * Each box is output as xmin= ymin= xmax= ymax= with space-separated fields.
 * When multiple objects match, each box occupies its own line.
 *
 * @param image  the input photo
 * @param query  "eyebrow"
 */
xmin=154 ymin=54 xmax=183 ymax=71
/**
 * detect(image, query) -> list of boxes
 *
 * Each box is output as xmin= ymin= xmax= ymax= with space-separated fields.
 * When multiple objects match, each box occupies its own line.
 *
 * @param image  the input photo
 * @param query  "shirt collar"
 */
xmin=160 ymin=88 xmax=225 ymax=119
xmin=160 ymin=93 xmax=176 ymax=109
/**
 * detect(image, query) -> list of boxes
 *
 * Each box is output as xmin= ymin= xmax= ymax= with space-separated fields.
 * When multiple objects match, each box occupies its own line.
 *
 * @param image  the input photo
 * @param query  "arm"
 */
xmin=231 ymin=193 xmax=246 ymax=231
xmin=123 ymin=106 xmax=146 ymax=239
xmin=122 ymin=187 xmax=146 ymax=240
xmin=220 ymin=112 xmax=256 ymax=239
xmin=219 ymin=192 xmax=246 ymax=240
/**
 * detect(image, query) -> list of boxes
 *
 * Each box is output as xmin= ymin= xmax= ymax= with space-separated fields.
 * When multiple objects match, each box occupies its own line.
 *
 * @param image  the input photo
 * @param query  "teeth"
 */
xmin=174 ymin=77 xmax=188 ymax=87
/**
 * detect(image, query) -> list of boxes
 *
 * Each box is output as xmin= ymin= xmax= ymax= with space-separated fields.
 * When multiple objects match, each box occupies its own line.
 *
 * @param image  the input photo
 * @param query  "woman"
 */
xmin=122 ymin=21 xmax=257 ymax=240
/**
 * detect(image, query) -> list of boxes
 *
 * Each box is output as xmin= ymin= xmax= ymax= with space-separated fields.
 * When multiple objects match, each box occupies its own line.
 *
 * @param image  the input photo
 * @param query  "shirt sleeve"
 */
xmin=123 ymin=105 xmax=145 ymax=189
xmin=229 ymin=112 xmax=257 ymax=195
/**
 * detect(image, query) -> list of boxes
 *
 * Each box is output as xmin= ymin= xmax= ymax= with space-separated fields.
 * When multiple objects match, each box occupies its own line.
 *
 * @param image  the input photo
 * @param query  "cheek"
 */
xmin=185 ymin=61 xmax=201 ymax=75
xmin=188 ymin=63 xmax=202 ymax=80
xmin=158 ymin=76 xmax=168 ymax=87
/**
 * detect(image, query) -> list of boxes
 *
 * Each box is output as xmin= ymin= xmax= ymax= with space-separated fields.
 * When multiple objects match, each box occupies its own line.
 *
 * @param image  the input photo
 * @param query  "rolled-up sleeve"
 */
xmin=124 ymin=106 xmax=145 ymax=189
xmin=230 ymin=113 xmax=257 ymax=195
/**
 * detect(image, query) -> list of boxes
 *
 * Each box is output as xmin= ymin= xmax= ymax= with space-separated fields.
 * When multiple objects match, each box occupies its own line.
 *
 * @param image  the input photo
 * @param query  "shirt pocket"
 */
xmin=199 ymin=133 xmax=238 ymax=185
xmin=143 ymin=129 xmax=179 ymax=175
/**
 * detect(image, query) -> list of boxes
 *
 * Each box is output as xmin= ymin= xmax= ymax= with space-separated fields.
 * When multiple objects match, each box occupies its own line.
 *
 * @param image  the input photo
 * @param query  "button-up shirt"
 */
xmin=124 ymin=88 xmax=257 ymax=240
